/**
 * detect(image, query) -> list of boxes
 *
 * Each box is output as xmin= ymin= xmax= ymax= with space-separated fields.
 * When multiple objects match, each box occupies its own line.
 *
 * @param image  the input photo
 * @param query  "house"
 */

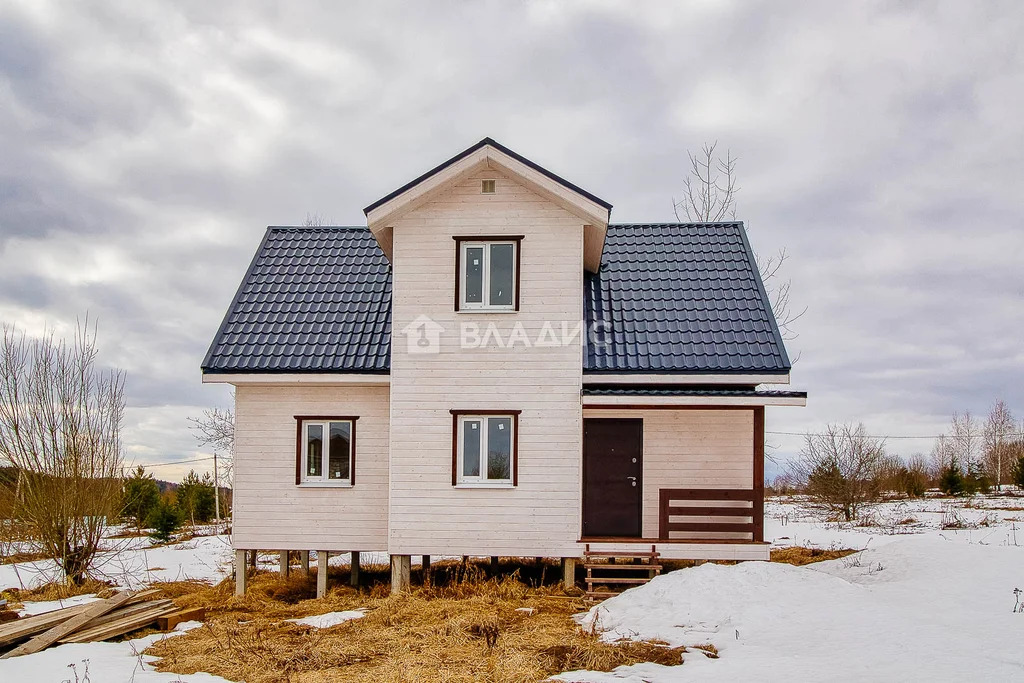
xmin=201 ymin=138 xmax=806 ymax=596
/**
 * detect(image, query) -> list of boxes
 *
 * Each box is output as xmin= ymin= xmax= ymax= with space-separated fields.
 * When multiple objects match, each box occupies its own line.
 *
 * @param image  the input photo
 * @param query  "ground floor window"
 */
xmin=451 ymin=410 xmax=520 ymax=486
xmin=295 ymin=416 xmax=357 ymax=485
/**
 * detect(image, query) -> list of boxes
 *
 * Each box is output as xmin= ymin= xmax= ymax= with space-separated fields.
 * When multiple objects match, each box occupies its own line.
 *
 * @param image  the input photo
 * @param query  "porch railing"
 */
xmin=658 ymin=488 xmax=763 ymax=542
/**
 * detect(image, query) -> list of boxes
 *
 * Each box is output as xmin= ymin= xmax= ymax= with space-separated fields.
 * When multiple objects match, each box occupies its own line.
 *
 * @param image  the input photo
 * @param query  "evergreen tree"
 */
xmin=1011 ymin=455 xmax=1024 ymax=489
xmin=939 ymin=457 xmax=966 ymax=496
xmin=146 ymin=498 xmax=182 ymax=544
xmin=121 ymin=466 xmax=160 ymax=532
xmin=176 ymin=470 xmax=216 ymax=525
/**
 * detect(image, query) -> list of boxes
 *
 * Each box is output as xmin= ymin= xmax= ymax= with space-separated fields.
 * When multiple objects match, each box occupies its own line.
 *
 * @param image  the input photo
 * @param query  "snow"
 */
xmin=0 ymin=534 xmax=234 ymax=592
xmin=0 ymin=620 xmax=231 ymax=682
xmin=16 ymin=593 xmax=101 ymax=616
xmin=286 ymin=609 xmax=366 ymax=628
xmin=561 ymin=496 xmax=1024 ymax=681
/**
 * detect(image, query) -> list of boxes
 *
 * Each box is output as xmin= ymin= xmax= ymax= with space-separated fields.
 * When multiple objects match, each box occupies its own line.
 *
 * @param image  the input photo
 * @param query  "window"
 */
xmin=295 ymin=417 xmax=357 ymax=486
xmin=451 ymin=410 xmax=521 ymax=486
xmin=481 ymin=179 xmax=496 ymax=194
xmin=454 ymin=237 xmax=522 ymax=311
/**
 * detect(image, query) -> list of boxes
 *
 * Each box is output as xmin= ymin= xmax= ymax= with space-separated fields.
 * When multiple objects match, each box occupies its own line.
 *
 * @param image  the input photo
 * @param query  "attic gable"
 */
xmin=363 ymin=138 xmax=612 ymax=272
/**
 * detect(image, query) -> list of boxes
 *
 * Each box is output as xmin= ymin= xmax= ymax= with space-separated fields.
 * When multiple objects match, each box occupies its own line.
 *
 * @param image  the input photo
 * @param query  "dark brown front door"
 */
xmin=582 ymin=418 xmax=643 ymax=537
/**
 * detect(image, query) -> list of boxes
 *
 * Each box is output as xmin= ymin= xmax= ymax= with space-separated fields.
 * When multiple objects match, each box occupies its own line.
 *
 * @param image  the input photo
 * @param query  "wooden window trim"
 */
xmin=453 ymin=236 xmax=523 ymax=312
xmin=450 ymin=409 xmax=521 ymax=487
xmin=294 ymin=415 xmax=359 ymax=486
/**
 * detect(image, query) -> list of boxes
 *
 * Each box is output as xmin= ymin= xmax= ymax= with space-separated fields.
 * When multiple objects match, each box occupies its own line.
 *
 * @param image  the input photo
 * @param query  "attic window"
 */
xmin=481 ymin=179 xmax=496 ymax=194
xmin=453 ymin=237 xmax=523 ymax=311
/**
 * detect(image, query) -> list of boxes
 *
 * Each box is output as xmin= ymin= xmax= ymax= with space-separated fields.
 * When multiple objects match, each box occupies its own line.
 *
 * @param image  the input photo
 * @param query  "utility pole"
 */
xmin=213 ymin=450 xmax=220 ymax=524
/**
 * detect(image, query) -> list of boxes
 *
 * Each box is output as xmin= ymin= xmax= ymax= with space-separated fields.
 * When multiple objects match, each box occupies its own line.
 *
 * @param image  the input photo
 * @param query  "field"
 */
xmin=2 ymin=494 xmax=1023 ymax=681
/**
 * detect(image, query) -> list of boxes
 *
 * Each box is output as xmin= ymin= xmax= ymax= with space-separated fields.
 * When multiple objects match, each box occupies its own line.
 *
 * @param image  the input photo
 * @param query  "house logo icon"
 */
xmin=402 ymin=315 xmax=444 ymax=354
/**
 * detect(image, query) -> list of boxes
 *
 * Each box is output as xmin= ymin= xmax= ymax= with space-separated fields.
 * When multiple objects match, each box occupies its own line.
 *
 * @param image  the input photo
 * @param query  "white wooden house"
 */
xmin=202 ymin=138 xmax=806 ymax=595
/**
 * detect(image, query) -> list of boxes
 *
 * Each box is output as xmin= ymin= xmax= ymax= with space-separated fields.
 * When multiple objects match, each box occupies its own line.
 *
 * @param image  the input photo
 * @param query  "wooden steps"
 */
xmin=583 ymin=544 xmax=661 ymax=602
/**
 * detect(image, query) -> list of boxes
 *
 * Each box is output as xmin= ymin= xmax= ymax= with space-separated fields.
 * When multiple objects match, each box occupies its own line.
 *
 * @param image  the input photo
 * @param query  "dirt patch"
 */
xmin=770 ymin=547 xmax=858 ymax=566
xmin=146 ymin=563 xmax=687 ymax=682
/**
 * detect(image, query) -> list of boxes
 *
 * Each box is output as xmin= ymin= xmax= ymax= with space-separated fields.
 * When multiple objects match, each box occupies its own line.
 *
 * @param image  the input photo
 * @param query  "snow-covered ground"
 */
xmin=560 ymin=494 xmax=1024 ymax=681
xmin=0 ymin=621 xmax=231 ymax=683
xmin=0 ymin=533 xmax=235 ymax=592
xmin=4 ymin=495 xmax=1023 ymax=681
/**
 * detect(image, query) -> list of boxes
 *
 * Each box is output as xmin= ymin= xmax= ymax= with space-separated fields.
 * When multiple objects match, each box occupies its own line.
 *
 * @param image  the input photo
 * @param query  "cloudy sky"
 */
xmin=1 ymin=0 xmax=1022 ymax=481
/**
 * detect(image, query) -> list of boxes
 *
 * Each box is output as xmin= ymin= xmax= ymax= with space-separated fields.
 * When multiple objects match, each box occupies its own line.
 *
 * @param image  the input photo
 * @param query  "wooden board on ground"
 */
xmin=1 ymin=590 xmax=137 ymax=658
xmin=62 ymin=603 xmax=179 ymax=643
xmin=0 ymin=603 xmax=95 ymax=647
xmin=157 ymin=607 xmax=206 ymax=631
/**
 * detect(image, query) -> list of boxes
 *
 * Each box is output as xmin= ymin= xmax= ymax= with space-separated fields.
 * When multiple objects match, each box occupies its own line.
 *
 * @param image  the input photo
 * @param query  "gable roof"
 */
xmin=201 ymin=227 xmax=391 ymax=373
xmin=583 ymin=222 xmax=790 ymax=374
xmin=363 ymin=138 xmax=613 ymax=273
xmin=363 ymin=137 xmax=612 ymax=215
xmin=202 ymin=222 xmax=791 ymax=376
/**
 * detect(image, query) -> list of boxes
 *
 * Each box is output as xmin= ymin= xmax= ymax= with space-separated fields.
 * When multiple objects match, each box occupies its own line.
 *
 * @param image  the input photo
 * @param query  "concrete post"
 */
xmin=279 ymin=550 xmax=290 ymax=578
xmin=298 ymin=551 xmax=310 ymax=575
xmin=350 ymin=551 xmax=361 ymax=587
xmin=235 ymin=549 xmax=247 ymax=596
xmin=316 ymin=551 xmax=329 ymax=598
xmin=422 ymin=555 xmax=431 ymax=584
xmin=391 ymin=554 xmax=411 ymax=594
xmin=561 ymin=557 xmax=577 ymax=590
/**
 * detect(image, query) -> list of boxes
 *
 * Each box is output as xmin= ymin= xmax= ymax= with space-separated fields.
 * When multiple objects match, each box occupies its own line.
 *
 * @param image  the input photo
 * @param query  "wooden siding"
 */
xmin=232 ymin=384 xmax=390 ymax=550
xmin=583 ymin=408 xmax=755 ymax=540
xmin=388 ymin=168 xmax=584 ymax=557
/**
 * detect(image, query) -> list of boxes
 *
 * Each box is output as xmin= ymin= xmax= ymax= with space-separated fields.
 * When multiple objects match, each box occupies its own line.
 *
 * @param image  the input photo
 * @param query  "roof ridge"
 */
xmin=266 ymin=225 xmax=369 ymax=231
xmin=608 ymin=221 xmax=744 ymax=227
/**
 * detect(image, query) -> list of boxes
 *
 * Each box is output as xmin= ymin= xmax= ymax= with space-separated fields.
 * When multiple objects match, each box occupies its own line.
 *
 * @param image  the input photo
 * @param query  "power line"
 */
xmin=130 ymin=455 xmax=216 ymax=469
xmin=767 ymin=431 xmax=1024 ymax=441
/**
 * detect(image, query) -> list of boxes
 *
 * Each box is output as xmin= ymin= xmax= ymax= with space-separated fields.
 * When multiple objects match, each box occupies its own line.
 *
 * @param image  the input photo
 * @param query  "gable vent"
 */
xmin=481 ymin=179 xmax=496 ymax=194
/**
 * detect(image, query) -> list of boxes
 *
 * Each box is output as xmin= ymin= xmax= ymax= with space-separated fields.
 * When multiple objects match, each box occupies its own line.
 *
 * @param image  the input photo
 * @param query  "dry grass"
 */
xmin=146 ymin=562 xmax=686 ymax=682
xmin=1 ymin=577 xmax=117 ymax=605
xmin=770 ymin=546 xmax=857 ymax=566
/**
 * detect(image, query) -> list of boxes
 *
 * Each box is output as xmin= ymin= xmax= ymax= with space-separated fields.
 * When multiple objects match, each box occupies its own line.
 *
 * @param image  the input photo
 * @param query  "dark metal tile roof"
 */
xmin=582 ymin=386 xmax=806 ymax=398
xmin=584 ymin=223 xmax=790 ymax=374
xmin=201 ymin=227 xmax=391 ymax=373
xmin=203 ymin=222 xmax=791 ymax=375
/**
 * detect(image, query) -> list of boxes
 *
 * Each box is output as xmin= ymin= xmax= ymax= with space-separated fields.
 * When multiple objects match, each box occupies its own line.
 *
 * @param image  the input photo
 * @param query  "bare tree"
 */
xmin=983 ymin=400 xmax=1015 ymax=488
xmin=0 ymin=321 xmax=125 ymax=584
xmin=188 ymin=395 xmax=234 ymax=521
xmin=788 ymin=423 xmax=887 ymax=521
xmin=303 ymin=212 xmax=331 ymax=227
xmin=950 ymin=410 xmax=981 ymax=474
xmin=673 ymin=142 xmax=804 ymax=340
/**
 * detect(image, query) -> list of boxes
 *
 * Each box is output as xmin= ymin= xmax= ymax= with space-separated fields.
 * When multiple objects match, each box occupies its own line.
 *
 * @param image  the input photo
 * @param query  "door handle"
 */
xmin=627 ymin=476 xmax=637 ymax=487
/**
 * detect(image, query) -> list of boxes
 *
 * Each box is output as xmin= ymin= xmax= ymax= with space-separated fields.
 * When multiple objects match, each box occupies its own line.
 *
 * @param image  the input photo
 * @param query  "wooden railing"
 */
xmin=658 ymin=488 xmax=763 ymax=542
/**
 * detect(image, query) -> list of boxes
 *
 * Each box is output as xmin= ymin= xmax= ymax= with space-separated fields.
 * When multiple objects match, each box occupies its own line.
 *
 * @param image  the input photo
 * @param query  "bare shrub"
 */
xmin=788 ymin=423 xmax=886 ymax=521
xmin=0 ymin=321 xmax=125 ymax=584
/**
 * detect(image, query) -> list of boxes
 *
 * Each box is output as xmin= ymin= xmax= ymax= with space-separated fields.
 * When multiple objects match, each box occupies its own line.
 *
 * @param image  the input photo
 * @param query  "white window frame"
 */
xmin=456 ymin=414 xmax=515 ymax=487
xmin=300 ymin=419 xmax=354 ymax=487
xmin=459 ymin=240 xmax=517 ymax=311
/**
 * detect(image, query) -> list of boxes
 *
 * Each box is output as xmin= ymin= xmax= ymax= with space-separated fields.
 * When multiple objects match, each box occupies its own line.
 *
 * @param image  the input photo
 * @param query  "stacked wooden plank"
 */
xmin=0 ymin=589 xmax=203 ymax=658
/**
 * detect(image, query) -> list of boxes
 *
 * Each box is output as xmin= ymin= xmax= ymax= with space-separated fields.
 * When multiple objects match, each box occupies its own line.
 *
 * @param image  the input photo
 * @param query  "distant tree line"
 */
xmin=774 ymin=400 xmax=1024 ymax=521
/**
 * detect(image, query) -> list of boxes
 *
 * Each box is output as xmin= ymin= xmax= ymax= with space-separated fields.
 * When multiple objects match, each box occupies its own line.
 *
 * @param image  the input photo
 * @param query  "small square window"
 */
xmin=481 ymin=179 xmax=496 ymax=194
xmin=296 ymin=417 xmax=356 ymax=486
xmin=456 ymin=239 xmax=519 ymax=311
xmin=452 ymin=412 xmax=518 ymax=486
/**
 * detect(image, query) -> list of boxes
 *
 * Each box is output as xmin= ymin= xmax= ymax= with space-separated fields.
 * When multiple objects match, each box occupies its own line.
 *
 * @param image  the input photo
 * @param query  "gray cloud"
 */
xmin=1 ymin=0 xmax=1022 ymax=480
